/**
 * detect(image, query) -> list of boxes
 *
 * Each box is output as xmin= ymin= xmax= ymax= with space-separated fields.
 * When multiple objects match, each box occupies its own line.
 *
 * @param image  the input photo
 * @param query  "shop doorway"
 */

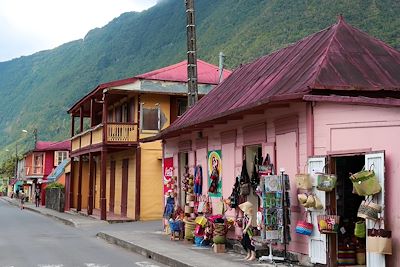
xmin=244 ymin=145 xmax=262 ymax=226
xmin=334 ymin=155 xmax=366 ymax=266
xmin=178 ymin=152 xmax=188 ymax=208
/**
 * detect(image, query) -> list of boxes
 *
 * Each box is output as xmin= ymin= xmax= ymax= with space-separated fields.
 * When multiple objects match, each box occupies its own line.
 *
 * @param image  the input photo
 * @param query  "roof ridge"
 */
xmin=310 ymin=20 xmax=341 ymax=88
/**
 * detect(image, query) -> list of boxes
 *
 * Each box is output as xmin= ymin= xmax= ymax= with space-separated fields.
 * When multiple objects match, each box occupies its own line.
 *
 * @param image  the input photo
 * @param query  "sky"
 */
xmin=0 ymin=0 xmax=158 ymax=62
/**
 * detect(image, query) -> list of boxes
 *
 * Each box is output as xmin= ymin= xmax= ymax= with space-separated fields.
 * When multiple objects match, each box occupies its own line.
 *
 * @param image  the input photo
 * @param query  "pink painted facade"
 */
xmin=163 ymin=101 xmax=400 ymax=265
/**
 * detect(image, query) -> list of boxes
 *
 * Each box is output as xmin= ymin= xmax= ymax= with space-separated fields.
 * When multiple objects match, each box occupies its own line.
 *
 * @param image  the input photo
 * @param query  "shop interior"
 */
xmin=334 ymin=155 xmax=366 ymax=266
xmin=244 ymin=145 xmax=262 ymax=225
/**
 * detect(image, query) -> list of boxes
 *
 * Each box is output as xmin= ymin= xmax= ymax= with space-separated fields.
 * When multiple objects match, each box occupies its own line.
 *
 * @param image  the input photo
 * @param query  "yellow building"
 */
xmin=67 ymin=60 xmax=230 ymax=221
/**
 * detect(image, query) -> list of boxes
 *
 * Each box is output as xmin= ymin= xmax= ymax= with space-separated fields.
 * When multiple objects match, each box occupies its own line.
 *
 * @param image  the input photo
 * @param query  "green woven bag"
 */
xmin=350 ymin=169 xmax=381 ymax=196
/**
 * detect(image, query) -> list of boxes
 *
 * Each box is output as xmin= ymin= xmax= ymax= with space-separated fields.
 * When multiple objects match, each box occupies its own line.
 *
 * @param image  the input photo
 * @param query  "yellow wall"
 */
xmin=140 ymin=141 xmax=163 ymax=220
xmin=138 ymin=93 xmax=169 ymax=220
xmin=70 ymin=160 xmax=90 ymax=210
xmin=106 ymin=149 xmax=136 ymax=218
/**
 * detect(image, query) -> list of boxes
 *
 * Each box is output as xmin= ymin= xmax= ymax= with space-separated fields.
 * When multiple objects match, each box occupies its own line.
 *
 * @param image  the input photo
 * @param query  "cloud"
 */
xmin=0 ymin=0 xmax=157 ymax=62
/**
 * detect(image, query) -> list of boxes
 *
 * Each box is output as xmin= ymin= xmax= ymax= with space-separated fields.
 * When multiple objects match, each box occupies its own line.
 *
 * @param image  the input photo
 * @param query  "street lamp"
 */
xmin=22 ymin=128 xmax=38 ymax=148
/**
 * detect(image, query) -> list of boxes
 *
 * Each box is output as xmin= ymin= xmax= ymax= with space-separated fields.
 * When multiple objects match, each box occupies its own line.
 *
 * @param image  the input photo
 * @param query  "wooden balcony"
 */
xmin=71 ymin=123 xmax=138 ymax=153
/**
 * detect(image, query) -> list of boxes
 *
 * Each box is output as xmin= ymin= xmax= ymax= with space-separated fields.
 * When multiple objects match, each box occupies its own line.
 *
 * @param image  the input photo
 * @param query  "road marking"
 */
xmin=135 ymin=262 xmax=160 ymax=267
xmin=37 ymin=265 xmax=64 ymax=267
xmin=85 ymin=264 xmax=109 ymax=267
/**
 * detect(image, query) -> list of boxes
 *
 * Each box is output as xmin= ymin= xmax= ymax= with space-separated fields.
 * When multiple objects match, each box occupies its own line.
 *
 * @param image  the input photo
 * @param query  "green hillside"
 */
xmin=0 ymin=0 xmax=399 ymax=160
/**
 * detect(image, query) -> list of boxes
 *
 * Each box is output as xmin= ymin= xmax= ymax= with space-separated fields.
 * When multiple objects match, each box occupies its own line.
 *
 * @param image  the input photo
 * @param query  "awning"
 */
xmin=47 ymin=158 xmax=70 ymax=182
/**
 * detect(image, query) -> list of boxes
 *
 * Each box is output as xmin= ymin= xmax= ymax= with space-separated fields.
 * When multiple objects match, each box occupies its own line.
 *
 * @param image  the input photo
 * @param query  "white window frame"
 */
xmin=54 ymin=151 xmax=69 ymax=166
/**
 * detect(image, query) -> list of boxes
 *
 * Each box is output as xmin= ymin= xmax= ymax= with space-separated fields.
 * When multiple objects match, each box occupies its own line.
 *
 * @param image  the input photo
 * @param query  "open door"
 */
xmin=308 ymin=156 xmax=327 ymax=264
xmin=365 ymin=151 xmax=386 ymax=267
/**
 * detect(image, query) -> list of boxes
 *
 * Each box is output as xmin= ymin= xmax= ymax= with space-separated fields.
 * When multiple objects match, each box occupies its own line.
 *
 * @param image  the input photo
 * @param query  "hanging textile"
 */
xmin=194 ymin=165 xmax=203 ymax=196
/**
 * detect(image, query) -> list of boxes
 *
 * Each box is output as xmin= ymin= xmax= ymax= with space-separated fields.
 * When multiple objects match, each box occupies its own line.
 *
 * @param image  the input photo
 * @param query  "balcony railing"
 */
xmin=71 ymin=123 xmax=138 ymax=153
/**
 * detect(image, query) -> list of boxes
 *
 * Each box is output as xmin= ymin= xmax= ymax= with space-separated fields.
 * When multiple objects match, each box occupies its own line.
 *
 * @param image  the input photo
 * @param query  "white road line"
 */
xmin=37 ymin=265 xmax=64 ymax=267
xmin=84 ymin=264 xmax=110 ymax=267
xmin=135 ymin=261 xmax=160 ymax=267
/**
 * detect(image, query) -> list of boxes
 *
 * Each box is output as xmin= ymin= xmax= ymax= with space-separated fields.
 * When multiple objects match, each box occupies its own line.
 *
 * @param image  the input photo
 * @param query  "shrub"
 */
xmin=46 ymin=182 xmax=64 ymax=190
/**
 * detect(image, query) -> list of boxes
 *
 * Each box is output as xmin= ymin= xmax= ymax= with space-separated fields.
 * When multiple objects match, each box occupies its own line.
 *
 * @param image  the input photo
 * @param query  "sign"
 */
xmin=163 ymin=157 xmax=174 ymax=195
xmin=208 ymin=150 xmax=222 ymax=197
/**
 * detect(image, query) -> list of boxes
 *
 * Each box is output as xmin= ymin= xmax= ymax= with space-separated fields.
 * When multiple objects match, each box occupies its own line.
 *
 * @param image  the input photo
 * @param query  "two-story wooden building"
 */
xmin=23 ymin=140 xmax=70 ymax=204
xmin=67 ymin=59 xmax=231 ymax=221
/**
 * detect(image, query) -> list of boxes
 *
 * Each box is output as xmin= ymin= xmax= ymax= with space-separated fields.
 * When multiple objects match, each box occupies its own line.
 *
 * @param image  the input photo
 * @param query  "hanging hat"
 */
xmin=238 ymin=201 xmax=253 ymax=215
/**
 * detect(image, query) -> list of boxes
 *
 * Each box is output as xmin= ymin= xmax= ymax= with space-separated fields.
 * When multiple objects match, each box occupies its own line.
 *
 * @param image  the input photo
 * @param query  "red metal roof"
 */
xmin=154 ymin=17 xmax=400 ymax=139
xmin=35 ymin=140 xmax=70 ymax=151
xmin=68 ymin=59 xmax=231 ymax=114
xmin=136 ymin=59 xmax=231 ymax=84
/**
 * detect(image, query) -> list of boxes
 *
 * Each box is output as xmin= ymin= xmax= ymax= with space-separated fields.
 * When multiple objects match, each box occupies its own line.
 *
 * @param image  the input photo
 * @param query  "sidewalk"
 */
xmin=1 ymin=196 xmax=299 ymax=267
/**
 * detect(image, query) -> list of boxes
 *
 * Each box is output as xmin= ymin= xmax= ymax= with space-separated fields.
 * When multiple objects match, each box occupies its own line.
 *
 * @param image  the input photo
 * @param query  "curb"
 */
xmin=97 ymin=232 xmax=192 ymax=267
xmin=1 ymin=197 xmax=77 ymax=227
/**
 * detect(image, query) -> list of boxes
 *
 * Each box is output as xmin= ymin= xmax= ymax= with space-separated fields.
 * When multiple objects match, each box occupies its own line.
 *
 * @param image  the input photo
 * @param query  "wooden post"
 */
xmin=100 ymin=149 xmax=107 ymax=220
xmin=69 ymin=157 xmax=74 ymax=209
xmin=79 ymin=106 xmax=84 ymax=133
xmin=90 ymin=98 xmax=94 ymax=127
xmin=100 ymin=92 xmax=108 ymax=220
xmin=77 ymin=155 xmax=83 ymax=212
xmin=88 ymin=152 xmax=94 ymax=215
xmin=71 ymin=115 xmax=75 ymax=137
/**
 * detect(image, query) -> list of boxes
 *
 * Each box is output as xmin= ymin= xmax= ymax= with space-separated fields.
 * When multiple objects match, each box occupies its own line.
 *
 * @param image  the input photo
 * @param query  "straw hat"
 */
xmin=238 ymin=201 xmax=253 ymax=215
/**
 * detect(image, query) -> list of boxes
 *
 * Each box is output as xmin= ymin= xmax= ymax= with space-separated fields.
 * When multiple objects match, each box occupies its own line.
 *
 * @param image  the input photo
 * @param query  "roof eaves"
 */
xmin=141 ymin=93 xmax=305 ymax=142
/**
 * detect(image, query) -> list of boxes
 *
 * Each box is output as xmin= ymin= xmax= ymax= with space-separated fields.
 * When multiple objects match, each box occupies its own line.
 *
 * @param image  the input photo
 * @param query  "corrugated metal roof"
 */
xmin=68 ymin=59 xmax=231 ymax=114
xmin=35 ymin=140 xmax=70 ymax=151
xmin=154 ymin=17 xmax=400 ymax=139
xmin=47 ymin=158 xmax=70 ymax=181
xmin=136 ymin=59 xmax=231 ymax=84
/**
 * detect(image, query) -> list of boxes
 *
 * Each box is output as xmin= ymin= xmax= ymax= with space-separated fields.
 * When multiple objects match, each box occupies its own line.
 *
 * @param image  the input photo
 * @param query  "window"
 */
xmin=33 ymin=153 xmax=44 ymax=174
xmin=140 ymin=103 xmax=160 ymax=131
xmin=121 ymin=103 xmax=128 ymax=123
xmin=55 ymin=151 xmax=68 ymax=166
xmin=177 ymin=98 xmax=187 ymax=117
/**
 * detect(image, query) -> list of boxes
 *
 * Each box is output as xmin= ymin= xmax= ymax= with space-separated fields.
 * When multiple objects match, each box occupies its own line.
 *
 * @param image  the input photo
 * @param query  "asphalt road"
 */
xmin=0 ymin=199 xmax=165 ymax=267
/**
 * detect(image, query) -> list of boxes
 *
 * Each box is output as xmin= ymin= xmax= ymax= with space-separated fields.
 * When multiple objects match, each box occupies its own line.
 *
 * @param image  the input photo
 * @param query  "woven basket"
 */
xmin=184 ymin=219 xmax=196 ymax=240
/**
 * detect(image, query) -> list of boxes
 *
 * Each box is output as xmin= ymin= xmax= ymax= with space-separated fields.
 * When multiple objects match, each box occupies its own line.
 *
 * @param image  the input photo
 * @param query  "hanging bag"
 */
xmin=316 ymin=165 xmax=337 ymax=192
xmin=357 ymin=196 xmax=382 ymax=221
xmin=350 ymin=165 xmax=381 ymax=196
xmin=354 ymin=220 xmax=366 ymax=238
xmin=366 ymin=220 xmax=392 ymax=255
xmin=239 ymin=159 xmax=251 ymax=196
xmin=317 ymin=209 xmax=340 ymax=234
xmin=295 ymin=164 xmax=312 ymax=190
xmin=250 ymin=155 xmax=260 ymax=191
xmin=296 ymin=212 xmax=313 ymax=236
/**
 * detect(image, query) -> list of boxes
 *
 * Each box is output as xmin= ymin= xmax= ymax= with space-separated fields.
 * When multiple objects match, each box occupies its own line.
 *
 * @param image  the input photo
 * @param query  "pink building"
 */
xmin=147 ymin=17 xmax=400 ymax=266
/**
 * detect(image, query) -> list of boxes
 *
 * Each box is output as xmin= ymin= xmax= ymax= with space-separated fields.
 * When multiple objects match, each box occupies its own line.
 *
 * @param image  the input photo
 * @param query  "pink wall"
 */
xmin=164 ymin=102 xmax=309 ymax=255
xmin=44 ymin=151 xmax=54 ymax=178
xmin=314 ymin=102 xmax=400 ymax=266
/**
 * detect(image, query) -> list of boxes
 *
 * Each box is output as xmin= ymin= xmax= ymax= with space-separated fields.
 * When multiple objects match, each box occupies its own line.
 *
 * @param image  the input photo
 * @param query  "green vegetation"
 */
xmin=0 ymin=0 xmax=399 ymax=161
xmin=46 ymin=182 xmax=65 ymax=190
xmin=0 ymin=156 xmax=19 ymax=178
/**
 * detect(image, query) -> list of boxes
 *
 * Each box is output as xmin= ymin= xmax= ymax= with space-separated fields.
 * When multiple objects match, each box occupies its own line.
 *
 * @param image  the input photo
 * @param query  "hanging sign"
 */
xmin=208 ymin=150 xmax=222 ymax=197
xmin=163 ymin=157 xmax=174 ymax=195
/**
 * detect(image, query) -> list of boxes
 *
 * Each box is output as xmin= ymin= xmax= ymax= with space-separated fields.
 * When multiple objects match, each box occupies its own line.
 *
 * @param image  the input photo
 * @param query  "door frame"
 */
xmin=325 ymin=150 xmax=386 ymax=267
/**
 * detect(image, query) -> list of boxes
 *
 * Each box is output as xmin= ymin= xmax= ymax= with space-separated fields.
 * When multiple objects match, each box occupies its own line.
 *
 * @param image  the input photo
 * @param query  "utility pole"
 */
xmin=185 ymin=0 xmax=198 ymax=108
xmin=15 ymin=142 xmax=18 ymax=180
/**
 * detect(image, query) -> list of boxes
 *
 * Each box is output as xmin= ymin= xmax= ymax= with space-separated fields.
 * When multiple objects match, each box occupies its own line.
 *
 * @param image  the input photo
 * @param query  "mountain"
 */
xmin=0 ymin=0 xmax=399 ymax=159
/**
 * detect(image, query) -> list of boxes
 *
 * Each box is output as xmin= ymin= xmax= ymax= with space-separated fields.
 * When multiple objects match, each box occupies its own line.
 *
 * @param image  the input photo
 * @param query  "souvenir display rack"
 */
xmin=258 ymin=171 xmax=291 ymax=262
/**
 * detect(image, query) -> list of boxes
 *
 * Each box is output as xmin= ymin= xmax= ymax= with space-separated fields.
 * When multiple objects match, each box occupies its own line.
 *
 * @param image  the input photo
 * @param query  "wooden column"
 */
xmin=71 ymin=115 xmax=75 ymax=137
xmin=79 ymin=106 xmax=84 ymax=133
xmin=69 ymin=157 xmax=74 ymax=209
xmin=109 ymin=161 xmax=116 ymax=213
xmin=90 ymin=98 xmax=94 ymax=127
xmin=100 ymin=149 xmax=107 ymax=220
xmin=77 ymin=155 xmax=83 ymax=212
xmin=100 ymin=92 xmax=108 ymax=220
xmin=88 ymin=152 xmax=94 ymax=215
